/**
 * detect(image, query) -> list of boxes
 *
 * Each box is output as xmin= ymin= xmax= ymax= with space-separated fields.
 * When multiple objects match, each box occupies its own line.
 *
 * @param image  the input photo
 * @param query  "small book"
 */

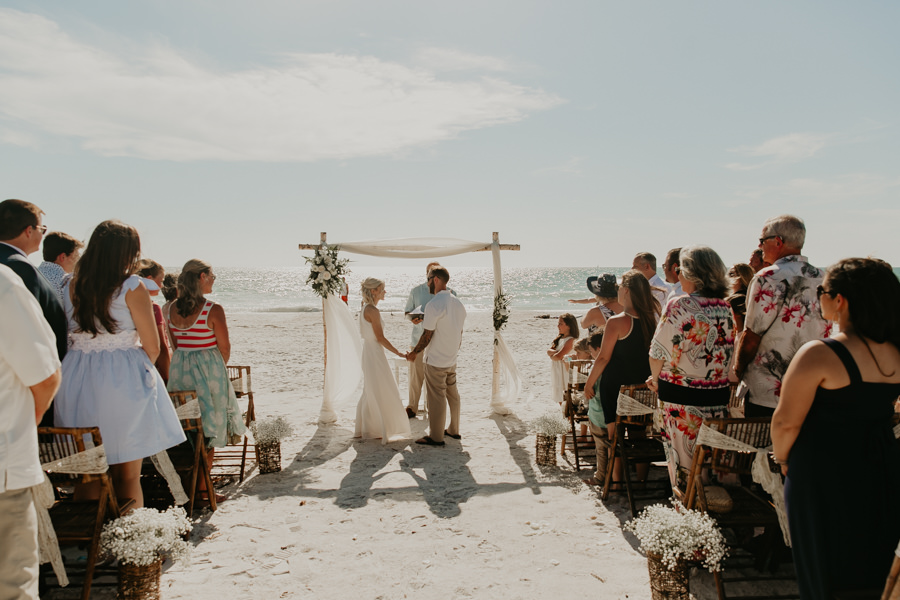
xmin=409 ymin=305 xmax=425 ymax=316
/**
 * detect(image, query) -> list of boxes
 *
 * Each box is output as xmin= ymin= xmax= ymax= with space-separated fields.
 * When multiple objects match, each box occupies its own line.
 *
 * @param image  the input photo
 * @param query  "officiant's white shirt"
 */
xmin=422 ymin=290 xmax=466 ymax=369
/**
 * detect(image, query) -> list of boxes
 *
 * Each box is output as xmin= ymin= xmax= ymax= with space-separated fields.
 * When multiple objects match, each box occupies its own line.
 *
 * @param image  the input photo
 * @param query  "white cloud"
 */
xmin=533 ymin=156 xmax=584 ymax=176
xmin=735 ymin=173 xmax=900 ymax=202
xmin=413 ymin=47 xmax=512 ymax=72
xmin=0 ymin=10 xmax=562 ymax=162
xmin=726 ymin=132 xmax=829 ymax=170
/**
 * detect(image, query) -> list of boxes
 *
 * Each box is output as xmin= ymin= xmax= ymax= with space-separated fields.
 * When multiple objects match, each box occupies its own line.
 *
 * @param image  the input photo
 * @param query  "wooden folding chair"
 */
xmin=683 ymin=417 xmax=797 ymax=600
xmin=37 ymin=426 xmax=134 ymax=600
xmin=142 ymin=390 xmax=216 ymax=514
xmin=211 ymin=365 xmax=257 ymax=482
xmin=562 ymin=359 xmax=594 ymax=469
xmin=601 ymin=383 xmax=669 ymax=517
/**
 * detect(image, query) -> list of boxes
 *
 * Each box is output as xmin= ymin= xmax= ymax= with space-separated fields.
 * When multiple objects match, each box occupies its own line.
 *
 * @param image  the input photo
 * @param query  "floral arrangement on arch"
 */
xmin=624 ymin=500 xmax=727 ymax=572
xmin=305 ymin=245 xmax=350 ymax=299
xmin=101 ymin=507 xmax=192 ymax=567
xmin=251 ymin=415 xmax=295 ymax=445
xmin=493 ymin=290 xmax=511 ymax=332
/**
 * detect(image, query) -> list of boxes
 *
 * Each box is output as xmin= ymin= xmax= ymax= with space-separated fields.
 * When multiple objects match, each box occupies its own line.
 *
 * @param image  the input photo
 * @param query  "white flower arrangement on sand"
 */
xmin=625 ymin=500 xmax=727 ymax=572
xmin=528 ymin=411 xmax=569 ymax=436
xmin=251 ymin=415 xmax=295 ymax=445
xmin=305 ymin=245 xmax=349 ymax=298
xmin=101 ymin=507 xmax=192 ymax=567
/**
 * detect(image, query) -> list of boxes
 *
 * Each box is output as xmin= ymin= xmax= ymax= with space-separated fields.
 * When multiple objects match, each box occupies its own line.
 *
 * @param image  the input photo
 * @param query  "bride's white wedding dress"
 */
xmin=354 ymin=309 xmax=411 ymax=443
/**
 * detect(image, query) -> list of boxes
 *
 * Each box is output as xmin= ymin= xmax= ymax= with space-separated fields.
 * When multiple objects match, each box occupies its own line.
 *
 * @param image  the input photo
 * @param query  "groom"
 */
xmin=406 ymin=267 xmax=466 ymax=446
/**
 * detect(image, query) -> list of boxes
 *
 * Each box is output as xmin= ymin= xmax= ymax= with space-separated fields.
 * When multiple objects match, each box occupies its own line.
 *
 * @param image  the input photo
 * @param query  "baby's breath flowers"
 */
xmin=251 ymin=416 xmax=294 ymax=445
xmin=101 ymin=507 xmax=192 ymax=567
xmin=528 ymin=411 xmax=569 ymax=436
xmin=625 ymin=500 xmax=727 ymax=572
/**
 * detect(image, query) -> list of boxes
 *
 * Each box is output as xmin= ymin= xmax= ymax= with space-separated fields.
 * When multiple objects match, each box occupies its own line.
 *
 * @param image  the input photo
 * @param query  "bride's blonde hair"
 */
xmin=360 ymin=277 xmax=384 ymax=306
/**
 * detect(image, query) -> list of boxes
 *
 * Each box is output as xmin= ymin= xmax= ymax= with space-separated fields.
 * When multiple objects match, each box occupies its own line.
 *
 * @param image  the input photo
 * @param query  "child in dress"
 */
xmin=548 ymin=313 xmax=578 ymax=404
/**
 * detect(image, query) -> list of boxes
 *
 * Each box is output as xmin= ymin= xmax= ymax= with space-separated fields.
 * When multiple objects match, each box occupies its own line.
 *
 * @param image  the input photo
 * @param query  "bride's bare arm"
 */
xmin=365 ymin=305 xmax=403 ymax=356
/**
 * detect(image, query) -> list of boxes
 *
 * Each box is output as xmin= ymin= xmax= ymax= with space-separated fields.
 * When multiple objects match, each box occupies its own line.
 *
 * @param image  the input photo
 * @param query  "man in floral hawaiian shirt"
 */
xmin=733 ymin=215 xmax=830 ymax=416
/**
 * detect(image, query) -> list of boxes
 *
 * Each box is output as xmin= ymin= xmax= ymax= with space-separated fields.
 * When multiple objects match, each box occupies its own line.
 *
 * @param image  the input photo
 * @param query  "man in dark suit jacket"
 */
xmin=0 ymin=199 xmax=68 ymax=362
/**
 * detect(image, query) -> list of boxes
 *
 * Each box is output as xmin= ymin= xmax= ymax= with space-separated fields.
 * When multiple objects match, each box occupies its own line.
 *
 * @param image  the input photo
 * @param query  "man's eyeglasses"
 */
xmin=758 ymin=235 xmax=779 ymax=246
xmin=33 ymin=225 xmax=48 ymax=234
xmin=816 ymin=285 xmax=836 ymax=300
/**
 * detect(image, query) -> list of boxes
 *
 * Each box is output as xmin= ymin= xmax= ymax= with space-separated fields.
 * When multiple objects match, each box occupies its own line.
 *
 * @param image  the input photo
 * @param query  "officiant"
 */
xmin=403 ymin=262 xmax=456 ymax=418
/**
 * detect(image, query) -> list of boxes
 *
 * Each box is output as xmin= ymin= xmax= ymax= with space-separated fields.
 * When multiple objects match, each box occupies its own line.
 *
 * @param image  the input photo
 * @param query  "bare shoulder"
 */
xmin=606 ymin=312 xmax=631 ymax=334
xmin=363 ymin=304 xmax=379 ymax=321
xmin=791 ymin=339 xmax=838 ymax=372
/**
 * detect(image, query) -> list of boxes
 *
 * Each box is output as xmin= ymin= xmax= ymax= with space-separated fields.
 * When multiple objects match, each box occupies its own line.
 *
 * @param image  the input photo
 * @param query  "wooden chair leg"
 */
xmin=82 ymin=491 xmax=109 ymax=600
xmin=203 ymin=449 xmax=217 ymax=512
xmin=714 ymin=569 xmax=727 ymax=600
xmin=601 ymin=433 xmax=617 ymax=501
xmin=239 ymin=434 xmax=248 ymax=483
xmin=621 ymin=444 xmax=638 ymax=517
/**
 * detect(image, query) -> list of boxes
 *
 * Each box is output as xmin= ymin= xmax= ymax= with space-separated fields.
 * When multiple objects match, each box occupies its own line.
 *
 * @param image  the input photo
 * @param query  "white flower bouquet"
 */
xmin=101 ymin=507 xmax=192 ymax=567
xmin=528 ymin=411 xmax=569 ymax=436
xmin=625 ymin=500 xmax=727 ymax=572
xmin=305 ymin=244 xmax=349 ymax=298
xmin=493 ymin=290 xmax=511 ymax=332
xmin=251 ymin=415 xmax=294 ymax=445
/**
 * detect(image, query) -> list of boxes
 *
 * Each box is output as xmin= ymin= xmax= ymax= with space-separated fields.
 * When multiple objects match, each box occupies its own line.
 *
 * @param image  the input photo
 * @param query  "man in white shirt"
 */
xmin=406 ymin=267 xmax=466 ymax=446
xmin=632 ymin=252 xmax=669 ymax=311
xmin=662 ymin=247 xmax=684 ymax=307
xmin=0 ymin=264 xmax=62 ymax=599
xmin=37 ymin=231 xmax=83 ymax=303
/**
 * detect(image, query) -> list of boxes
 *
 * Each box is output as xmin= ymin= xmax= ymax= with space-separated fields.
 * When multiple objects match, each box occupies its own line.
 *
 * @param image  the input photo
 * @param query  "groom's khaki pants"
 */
xmin=424 ymin=363 xmax=460 ymax=443
xmin=407 ymin=347 xmax=426 ymax=413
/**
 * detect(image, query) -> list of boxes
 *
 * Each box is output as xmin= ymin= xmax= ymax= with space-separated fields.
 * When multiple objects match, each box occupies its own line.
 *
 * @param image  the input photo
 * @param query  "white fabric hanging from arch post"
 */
xmin=300 ymin=234 xmax=521 ymax=422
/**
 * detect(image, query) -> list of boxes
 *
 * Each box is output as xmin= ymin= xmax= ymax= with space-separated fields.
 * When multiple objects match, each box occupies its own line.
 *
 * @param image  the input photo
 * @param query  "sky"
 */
xmin=1 ymin=1 xmax=898 ymax=270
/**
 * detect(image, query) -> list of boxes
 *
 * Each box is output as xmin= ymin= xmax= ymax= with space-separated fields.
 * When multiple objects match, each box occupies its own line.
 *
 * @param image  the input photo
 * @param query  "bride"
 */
xmin=354 ymin=278 xmax=412 ymax=443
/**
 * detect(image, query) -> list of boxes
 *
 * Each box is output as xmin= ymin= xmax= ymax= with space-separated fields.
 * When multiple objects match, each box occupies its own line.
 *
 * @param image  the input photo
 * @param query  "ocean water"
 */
xmin=195 ymin=265 xmax=900 ymax=315
xmin=202 ymin=266 xmax=633 ymax=314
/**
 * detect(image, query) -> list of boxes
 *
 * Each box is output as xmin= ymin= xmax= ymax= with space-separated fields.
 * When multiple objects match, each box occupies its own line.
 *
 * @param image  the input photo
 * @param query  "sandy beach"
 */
xmin=159 ymin=309 xmax=664 ymax=599
xmin=45 ymin=309 xmax=762 ymax=599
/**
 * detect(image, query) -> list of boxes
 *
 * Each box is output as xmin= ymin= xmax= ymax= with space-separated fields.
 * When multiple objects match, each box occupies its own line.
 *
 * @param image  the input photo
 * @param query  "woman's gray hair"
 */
xmin=762 ymin=214 xmax=806 ymax=249
xmin=360 ymin=277 xmax=384 ymax=306
xmin=679 ymin=246 xmax=729 ymax=299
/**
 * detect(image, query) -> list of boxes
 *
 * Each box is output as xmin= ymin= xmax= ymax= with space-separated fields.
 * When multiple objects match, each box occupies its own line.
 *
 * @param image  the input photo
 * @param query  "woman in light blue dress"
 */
xmin=55 ymin=220 xmax=185 ymax=508
xmin=166 ymin=259 xmax=246 ymax=500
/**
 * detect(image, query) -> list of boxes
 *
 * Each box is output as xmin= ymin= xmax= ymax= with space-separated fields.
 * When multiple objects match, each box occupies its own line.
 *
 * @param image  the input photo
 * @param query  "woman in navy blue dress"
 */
xmin=773 ymin=258 xmax=900 ymax=598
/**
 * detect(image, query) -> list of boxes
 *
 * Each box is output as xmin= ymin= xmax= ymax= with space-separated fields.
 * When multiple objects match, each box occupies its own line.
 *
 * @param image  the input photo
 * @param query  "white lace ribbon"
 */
xmin=616 ymin=392 xmax=655 ymax=416
xmin=41 ymin=444 xmax=108 ymax=474
xmin=31 ymin=475 xmax=67 ymax=586
xmin=175 ymin=399 xmax=202 ymax=420
xmin=696 ymin=424 xmax=791 ymax=547
xmin=34 ymin=444 xmax=111 ymax=587
xmin=69 ymin=330 xmax=140 ymax=353
xmin=150 ymin=452 xmax=189 ymax=506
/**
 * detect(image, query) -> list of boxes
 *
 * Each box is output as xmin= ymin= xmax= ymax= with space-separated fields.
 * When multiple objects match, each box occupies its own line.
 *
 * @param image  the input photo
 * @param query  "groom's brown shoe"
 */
xmin=406 ymin=407 xmax=416 ymax=418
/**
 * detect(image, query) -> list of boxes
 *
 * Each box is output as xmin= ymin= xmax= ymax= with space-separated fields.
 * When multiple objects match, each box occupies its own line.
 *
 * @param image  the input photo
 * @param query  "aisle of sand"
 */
xmin=158 ymin=309 xmax=656 ymax=599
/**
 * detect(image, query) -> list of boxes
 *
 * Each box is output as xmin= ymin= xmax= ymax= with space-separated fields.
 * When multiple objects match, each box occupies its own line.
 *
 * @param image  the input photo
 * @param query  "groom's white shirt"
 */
xmin=421 ymin=290 xmax=466 ymax=369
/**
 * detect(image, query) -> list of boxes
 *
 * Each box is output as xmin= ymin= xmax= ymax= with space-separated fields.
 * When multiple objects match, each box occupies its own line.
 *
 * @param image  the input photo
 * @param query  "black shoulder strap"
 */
xmin=822 ymin=338 xmax=863 ymax=385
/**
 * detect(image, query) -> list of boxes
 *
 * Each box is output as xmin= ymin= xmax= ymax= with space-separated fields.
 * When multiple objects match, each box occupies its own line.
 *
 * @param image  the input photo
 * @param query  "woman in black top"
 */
xmin=774 ymin=258 xmax=900 ymax=598
xmin=583 ymin=270 xmax=659 ymax=484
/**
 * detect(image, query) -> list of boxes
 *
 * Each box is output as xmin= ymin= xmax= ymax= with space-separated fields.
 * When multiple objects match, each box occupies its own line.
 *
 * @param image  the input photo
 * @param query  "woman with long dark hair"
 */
xmin=773 ymin=258 xmax=900 ymax=598
xmin=648 ymin=245 xmax=735 ymax=491
xmin=166 ymin=259 xmax=246 ymax=501
xmin=582 ymin=270 xmax=659 ymax=486
xmin=54 ymin=220 xmax=184 ymax=507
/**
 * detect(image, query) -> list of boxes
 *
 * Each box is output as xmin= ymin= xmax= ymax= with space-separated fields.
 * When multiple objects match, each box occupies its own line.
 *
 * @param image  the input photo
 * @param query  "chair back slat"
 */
xmin=169 ymin=390 xmax=202 ymax=434
xmin=704 ymin=417 xmax=772 ymax=474
xmin=38 ymin=427 xmax=105 ymax=484
xmin=617 ymin=383 xmax=659 ymax=428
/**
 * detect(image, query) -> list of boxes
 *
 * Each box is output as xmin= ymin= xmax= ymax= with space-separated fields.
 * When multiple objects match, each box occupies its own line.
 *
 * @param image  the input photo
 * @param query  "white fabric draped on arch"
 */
xmin=315 ymin=237 xmax=521 ymax=424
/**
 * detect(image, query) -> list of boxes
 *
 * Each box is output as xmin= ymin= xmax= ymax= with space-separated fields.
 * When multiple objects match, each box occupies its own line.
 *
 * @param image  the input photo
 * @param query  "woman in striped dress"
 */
xmin=166 ymin=259 xmax=246 ymax=492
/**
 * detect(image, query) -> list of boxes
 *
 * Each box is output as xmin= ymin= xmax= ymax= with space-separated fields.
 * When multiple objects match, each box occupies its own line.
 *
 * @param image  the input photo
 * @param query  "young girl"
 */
xmin=548 ymin=313 xmax=579 ymax=404
xmin=560 ymin=337 xmax=593 ymax=455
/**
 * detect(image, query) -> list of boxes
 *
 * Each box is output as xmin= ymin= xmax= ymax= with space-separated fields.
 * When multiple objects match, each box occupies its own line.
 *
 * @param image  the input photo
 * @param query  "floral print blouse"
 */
xmin=650 ymin=295 xmax=734 ymax=389
xmin=742 ymin=254 xmax=831 ymax=409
